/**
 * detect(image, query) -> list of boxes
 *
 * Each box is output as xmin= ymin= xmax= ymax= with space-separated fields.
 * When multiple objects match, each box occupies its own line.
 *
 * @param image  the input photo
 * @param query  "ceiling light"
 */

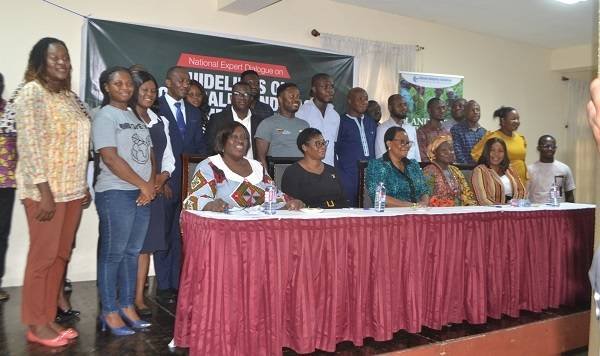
xmin=555 ymin=0 xmax=588 ymax=4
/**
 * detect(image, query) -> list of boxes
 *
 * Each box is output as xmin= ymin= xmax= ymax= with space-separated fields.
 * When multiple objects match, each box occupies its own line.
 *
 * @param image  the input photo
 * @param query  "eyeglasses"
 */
xmin=540 ymin=145 xmax=557 ymax=149
xmin=390 ymin=139 xmax=413 ymax=146
xmin=311 ymin=140 xmax=329 ymax=148
xmin=232 ymin=91 xmax=251 ymax=99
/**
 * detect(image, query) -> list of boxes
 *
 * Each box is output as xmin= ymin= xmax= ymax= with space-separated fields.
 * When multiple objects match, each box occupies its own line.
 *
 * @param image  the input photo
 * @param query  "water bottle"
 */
xmin=263 ymin=184 xmax=277 ymax=215
xmin=374 ymin=182 xmax=386 ymax=212
xmin=548 ymin=182 xmax=560 ymax=207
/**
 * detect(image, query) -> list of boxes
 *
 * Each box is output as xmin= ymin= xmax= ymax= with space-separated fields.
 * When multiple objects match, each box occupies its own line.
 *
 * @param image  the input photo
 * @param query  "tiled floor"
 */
xmin=0 ymin=279 xmax=589 ymax=355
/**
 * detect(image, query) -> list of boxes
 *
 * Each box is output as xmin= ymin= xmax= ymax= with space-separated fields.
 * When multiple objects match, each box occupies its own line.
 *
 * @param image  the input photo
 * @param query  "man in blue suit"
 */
xmin=155 ymin=66 xmax=206 ymax=303
xmin=335 ymin=87 xmax=377 ymax=207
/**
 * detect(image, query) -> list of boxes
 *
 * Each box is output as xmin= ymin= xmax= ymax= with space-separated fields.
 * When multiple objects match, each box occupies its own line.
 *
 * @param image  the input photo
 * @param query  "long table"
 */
xmin=173 ymin=204 xmax=595 ymax=355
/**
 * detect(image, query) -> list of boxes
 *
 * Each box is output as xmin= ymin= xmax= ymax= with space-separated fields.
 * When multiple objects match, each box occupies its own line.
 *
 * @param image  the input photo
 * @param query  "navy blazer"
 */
xmin=206 ymin=105 xmax=264 ymax=159
xmin=158 ymin=95 xmax=207 ymax=191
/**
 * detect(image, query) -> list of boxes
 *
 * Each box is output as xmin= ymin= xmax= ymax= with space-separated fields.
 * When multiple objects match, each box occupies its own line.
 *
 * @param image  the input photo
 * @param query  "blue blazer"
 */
xmin=158 ymin=95 xmax=207 ymax=193
xmin=334 ymin=114 xmax=377 ymax=206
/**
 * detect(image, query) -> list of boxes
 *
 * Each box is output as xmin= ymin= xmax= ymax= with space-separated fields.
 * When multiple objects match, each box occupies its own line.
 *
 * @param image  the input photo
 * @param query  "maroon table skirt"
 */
xmin=174 ymin=209 xmax=594 ymax=355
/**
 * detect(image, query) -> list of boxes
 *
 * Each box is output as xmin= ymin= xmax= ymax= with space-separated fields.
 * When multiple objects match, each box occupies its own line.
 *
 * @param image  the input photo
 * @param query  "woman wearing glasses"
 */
xmin=422 ymin=135 xmax=476 ymax=206
xmin=281 ymin=128 xmax=349 ymax=209
xmin=366 ymin=126 xmax=430 ymax=207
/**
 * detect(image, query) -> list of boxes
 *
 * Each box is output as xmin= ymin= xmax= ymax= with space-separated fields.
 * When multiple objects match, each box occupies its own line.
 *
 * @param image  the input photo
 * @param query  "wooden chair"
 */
xmin=181 ymin=154 xmax=207 ymax=202
xmin=357 ymin=160 xmax=370 ymax=208
xmin=266 ymin=156 xmax=301 ymax=187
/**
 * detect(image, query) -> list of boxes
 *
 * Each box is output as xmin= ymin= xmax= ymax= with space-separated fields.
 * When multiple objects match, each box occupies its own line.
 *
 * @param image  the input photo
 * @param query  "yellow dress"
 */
xmin=471 ymin=130 xmax=528 ymax=183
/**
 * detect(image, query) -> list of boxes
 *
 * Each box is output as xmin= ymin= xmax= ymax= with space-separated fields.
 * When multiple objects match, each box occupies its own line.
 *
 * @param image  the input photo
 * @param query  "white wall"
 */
xmin=0 ymin=0 xmax=589 ymax=286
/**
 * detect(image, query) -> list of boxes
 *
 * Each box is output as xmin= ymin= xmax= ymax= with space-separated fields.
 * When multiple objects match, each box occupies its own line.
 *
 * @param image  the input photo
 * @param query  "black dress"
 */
xmin=281 ymin=162 xmax=349 ymax=209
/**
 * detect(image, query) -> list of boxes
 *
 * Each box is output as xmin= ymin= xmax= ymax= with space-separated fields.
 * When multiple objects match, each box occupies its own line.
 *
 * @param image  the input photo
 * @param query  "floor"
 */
xmin=0 ymin=279 xmax=589 ymax=355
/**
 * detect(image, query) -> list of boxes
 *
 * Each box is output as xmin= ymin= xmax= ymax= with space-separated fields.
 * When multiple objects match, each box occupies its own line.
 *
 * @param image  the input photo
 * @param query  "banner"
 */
xmin=398 ymin=71 xmax=464 ymax=127
xmin=84 ymin=19 xmax=354 ymax=114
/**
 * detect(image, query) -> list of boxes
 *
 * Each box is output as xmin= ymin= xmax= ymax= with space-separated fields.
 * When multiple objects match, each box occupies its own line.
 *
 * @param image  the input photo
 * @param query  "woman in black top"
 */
xmin=281 ymin=128 xmax=349 ymax=209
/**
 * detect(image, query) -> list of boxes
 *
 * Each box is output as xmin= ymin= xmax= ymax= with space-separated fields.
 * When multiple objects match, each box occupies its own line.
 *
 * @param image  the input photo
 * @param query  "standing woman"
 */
xmin=129 ymin=70 xmax=175 ymax=316
xmin=15 ymin=38 xmax=90 ymax=347
xmin=93 ymin=67 xmax=156 ymax=335
xmin=186 ymin=80 xmax=210 ymax=133
xmin=471 ymin=106 xmax=527 ymax=183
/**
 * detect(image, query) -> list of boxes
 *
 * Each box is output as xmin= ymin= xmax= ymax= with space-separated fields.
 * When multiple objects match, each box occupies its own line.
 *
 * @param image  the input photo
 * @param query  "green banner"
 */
xmin=398 ymin=71 xmax=464 ymax=127
xmin=84 ymin=19 xmax=354 ymax=114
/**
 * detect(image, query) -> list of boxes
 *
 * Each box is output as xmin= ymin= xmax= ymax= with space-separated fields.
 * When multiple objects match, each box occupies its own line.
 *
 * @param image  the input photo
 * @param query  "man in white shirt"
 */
xmin=527 ymin=135 xmax=575 ymax=204
xmin=375 ymin=94 xmax=421 ymax=161
xmin=295 ymin=73 xmax=340 ymax=166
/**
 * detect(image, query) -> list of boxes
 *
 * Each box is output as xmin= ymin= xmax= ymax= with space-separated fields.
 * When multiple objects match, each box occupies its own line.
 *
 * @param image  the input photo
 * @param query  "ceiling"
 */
xmin=332 ymin=0 xmax=596 ymax=48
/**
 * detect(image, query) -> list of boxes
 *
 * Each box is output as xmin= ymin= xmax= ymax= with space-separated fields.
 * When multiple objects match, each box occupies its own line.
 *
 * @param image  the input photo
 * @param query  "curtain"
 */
xmin=565 ymin=79 xmax=597 ymax=203
xmin=320 ymin=34 xmax=416 ymax=118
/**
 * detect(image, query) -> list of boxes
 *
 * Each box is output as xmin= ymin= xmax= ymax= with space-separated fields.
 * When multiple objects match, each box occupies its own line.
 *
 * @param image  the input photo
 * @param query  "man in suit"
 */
xmin=155 ymin=66 xmax=206 ymax=303
xmin=240 ymin=70 xmax=274 ymax=121
xmin=205 ymin=81 xmax=263 ymax=159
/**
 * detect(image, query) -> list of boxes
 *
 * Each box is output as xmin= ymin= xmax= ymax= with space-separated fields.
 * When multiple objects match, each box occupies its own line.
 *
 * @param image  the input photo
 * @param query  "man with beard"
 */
xmin=206 ymin=82 xmax=262 ymax=159
xmin=375 ymin=94 xmax=420 ymax=161
xmin=417 ymin=98 xmax=449 ymax=162
xmin=450 ymin=100 xmax=486 ymax=164
xmin=240 ymin=70 xmax=274 ymax=121
xmin=335 ymin=87 xmax=377 ymax=206
xmin=443 ymin=97 xmax=467 ymax=131
xmin=295 ymin=73 xmax=340 ymax=166
xmin=527 ymin=135 xmax=575 ymax=204
xmin=255 ymin=83 xmax=309 ymax=171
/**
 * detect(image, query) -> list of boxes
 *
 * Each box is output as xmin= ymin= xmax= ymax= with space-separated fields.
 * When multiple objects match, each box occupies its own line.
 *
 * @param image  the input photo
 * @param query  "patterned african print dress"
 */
xmin=183 ymin=154 xmax=273 ymax=211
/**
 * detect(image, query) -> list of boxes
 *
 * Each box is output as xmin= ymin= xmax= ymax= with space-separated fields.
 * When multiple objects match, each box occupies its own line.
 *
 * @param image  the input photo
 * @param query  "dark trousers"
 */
xmin=0 ymin=188 xmax=15 ymax=286
xmin=153 ymin=192 xmax=182 ymax=291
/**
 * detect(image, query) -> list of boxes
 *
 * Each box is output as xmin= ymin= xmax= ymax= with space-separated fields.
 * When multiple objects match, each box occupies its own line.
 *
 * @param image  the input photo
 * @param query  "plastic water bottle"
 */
xmin=374 ymin=182 xmax=386 ymax=212
xmin=548 ymin=182 xmax=560 ymax=207
xmin=263 ymin=184 xmax=277 ymax=215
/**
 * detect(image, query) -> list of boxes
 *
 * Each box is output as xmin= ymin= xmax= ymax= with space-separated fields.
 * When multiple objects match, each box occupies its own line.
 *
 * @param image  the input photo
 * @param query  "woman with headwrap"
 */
xmin=422 ymin=135 xmax=476 ymax=206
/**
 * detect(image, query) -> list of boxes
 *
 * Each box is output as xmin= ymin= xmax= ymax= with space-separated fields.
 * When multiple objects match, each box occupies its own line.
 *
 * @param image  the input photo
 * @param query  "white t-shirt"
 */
xmin=295 ymin=100 xmax=340 ymax=166
xmin=527 ymin=160 xmax=576 ymax=203
xmin=231 ymin=107 xmax=253 ymax=159
xmin=375 ymin=117 xmax=421 ymax=161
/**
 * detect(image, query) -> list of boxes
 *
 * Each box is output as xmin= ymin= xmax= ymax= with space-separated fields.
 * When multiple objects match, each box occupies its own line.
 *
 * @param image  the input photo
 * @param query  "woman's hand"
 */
xmin=285 ymin=199 xmax=305 ymax=211
xmin=37 ymin=190 xmax=56 ymax=221
xmin=81 ymin=189 xmax=92 ymax=208
xmin=203 ymin=198 xmax=229 ymax=212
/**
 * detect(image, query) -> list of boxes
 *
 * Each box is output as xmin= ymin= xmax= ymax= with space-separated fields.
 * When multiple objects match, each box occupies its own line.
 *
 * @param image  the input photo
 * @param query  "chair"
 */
xmin=266 ymin=156 xmax=301 ymax=188
xmin=181 ymin=154 xmax=207 ymax=202
xmin=357 ymin=160 xmax=370 ymax=208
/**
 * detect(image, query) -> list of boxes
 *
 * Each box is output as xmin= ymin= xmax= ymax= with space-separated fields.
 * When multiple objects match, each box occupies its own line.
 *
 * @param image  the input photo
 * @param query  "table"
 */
xmin=173 ymin=204 xmax=595 ymax=355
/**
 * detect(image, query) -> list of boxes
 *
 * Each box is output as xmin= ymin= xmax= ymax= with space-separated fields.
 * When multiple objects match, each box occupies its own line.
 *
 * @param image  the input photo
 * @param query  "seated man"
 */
xmin=255 ymin=83 xmax=309 ymax=171
xmin=527 ymin=135 xmax=575 ymax=204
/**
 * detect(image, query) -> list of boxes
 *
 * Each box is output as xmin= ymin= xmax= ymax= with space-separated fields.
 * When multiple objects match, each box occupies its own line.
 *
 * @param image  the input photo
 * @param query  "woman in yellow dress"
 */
xmin=471 ymin=106 xmax=527 ymax=183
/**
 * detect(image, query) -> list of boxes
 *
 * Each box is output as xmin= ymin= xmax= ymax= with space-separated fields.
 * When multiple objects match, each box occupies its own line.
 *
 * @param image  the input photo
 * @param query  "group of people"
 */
xmin=0 ymin=36 xmax=579 ymax=348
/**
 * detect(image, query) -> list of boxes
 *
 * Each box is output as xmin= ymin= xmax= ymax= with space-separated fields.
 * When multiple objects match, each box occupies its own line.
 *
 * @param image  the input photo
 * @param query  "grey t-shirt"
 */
xmin=92 ymin=105 xmax=153 ymax=192
xmin=254 ymin=113 xmax=309 ymax=157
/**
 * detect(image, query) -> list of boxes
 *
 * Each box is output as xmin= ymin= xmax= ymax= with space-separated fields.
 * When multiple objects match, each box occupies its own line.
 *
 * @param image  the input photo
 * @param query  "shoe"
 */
xmin=26 ymin=330 xmax=69 ymax=347
xmin=156 ymin=289 xmax=175 ymax=304
xmin=0 ymin=290 xmax=9 ymax=302
xmin=136 ymin=306 xmax=152 ymax=317
xmin=58 ymin=328 xmax=79 ymax=340
xmin=98 ymin=315 xmax=135 ymax=336
xmin=56 ymin=308 xmax=79 ymax=324
xmin=119 ymin=309 xmax=151 ymax=330
xmin=64 ymin=279 xmax=72 ymax=293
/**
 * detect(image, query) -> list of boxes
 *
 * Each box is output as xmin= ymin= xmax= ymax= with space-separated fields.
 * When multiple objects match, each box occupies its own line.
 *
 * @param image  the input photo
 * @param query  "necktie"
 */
xmin=174 ymin=102 xmax=186 ymax=137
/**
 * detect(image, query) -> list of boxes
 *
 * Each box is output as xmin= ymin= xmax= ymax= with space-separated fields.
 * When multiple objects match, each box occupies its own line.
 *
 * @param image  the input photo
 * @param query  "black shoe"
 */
xmin=0 ymin=290 xmax=9 ymax=302
xmin=56 ymin=308 xmax=80 ymax=323
xmin=156 ymin=289 xmax=175 ymax=304
xmin=136 ymin=306 xmax=152 ymax=317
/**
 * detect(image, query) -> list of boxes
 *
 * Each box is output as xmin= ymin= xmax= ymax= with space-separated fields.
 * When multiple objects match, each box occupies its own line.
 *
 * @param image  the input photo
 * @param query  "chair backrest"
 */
xmin=266 ymin=156 xmax=301 ymax=187
xmin=181 ymin=154 xmax=207 ymax=202
xmin=357 ymin=160 xmax=370 ymax=208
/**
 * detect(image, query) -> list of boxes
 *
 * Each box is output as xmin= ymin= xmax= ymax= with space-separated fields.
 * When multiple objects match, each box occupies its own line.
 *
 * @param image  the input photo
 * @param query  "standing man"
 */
xmin=527 ymin=135 xmax=575 ymax=204
xmin=450 ymin=100 xmax=486 ymax=164
xmin=335 ymin=87 xmax=377 ymax=206
xmin=240 ymin=70 xmax=274 ymax=121
xmin=417 ymin=98 xmax=449 ymax=162
xmin=255 ymin=83 xmax=308 ymax=171
xmin=206 ymin=82 xmax=262 ymax=158
xmin=295 ymin=73 xmax=340 ymax=166
xmin=443 ymin=97 xmax=467 ymax=131
xmin=375 ymin=94 xmax=420 ymax=161
xmin=156 ymin=66 xmax=206 ymax=303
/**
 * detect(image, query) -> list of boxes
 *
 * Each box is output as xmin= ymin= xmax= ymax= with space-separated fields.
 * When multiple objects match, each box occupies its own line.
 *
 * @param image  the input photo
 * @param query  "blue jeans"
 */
xmin=96 ymin=189 xmax=150 ymax=315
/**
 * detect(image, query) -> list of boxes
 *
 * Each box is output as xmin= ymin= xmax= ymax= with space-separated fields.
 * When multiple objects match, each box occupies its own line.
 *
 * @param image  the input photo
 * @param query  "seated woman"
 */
xmin=281 ymin=128 xmax=349 ymax=209
xmin=366 ymin=126 xmax=429 ymax=207
xmin=183 ymin=121 xmax=303 ymax=212
xmin=423 ymin=135 xmax=476 ymax=206
xmin=471 ymin=137 xmax=526 ymax=205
